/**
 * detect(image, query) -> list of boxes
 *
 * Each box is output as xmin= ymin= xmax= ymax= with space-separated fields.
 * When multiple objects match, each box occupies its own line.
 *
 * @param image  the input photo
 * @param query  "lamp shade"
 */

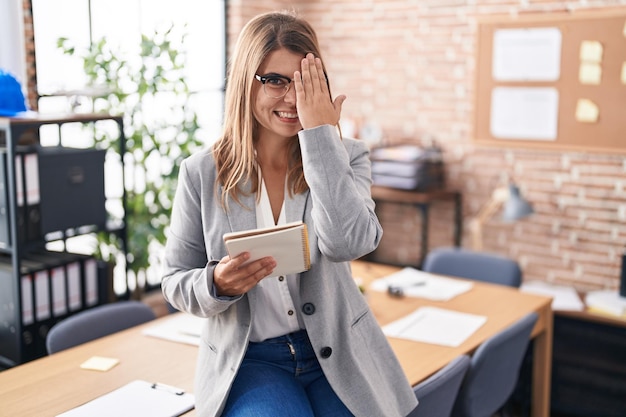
xmin=501 ymin=184 xmax=533 ymax=222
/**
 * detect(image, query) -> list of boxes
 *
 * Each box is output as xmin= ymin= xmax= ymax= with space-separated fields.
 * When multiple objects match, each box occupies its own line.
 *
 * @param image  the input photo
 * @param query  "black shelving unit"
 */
xmin=0 ymin=113 xmax=127 ymax=368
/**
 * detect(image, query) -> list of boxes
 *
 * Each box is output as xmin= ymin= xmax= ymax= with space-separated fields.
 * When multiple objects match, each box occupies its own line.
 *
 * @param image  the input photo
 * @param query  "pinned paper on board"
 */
xmin=579 ymin=62 xmax=602 ymax=85
xmin=575 ymin=99 xmax=599 ymax=123
xmin=492 ymin=27 xmax=562 ymax=81
xmin=490 ymin=87 xmax=559 ymax=140
xmin=579 ymin=40 xmax=603 ymax=62
xmin=621 ymin=62 xmax=626 ymax=85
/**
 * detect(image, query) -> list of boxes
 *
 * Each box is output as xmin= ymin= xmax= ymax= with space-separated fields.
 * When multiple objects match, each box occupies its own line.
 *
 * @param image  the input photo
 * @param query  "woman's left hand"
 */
xmin=294 ymin=53 xmax=346 ymax=130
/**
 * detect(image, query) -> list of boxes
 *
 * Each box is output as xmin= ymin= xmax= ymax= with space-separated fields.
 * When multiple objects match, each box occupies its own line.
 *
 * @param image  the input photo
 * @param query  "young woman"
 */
xmin=161 ymin=10 xmax=417 ymax=417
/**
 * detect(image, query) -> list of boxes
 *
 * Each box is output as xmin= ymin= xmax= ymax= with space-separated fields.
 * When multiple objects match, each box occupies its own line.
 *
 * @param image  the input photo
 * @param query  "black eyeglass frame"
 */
xmin=254 ymin=74 xmax=293 ymax=98
xmin=254 ymin=72 xmax=330 ymax=99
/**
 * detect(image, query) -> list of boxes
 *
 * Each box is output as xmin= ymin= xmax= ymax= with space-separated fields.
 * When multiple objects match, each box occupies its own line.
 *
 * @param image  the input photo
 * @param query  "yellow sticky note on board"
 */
xmin=80 ymin=356 xmax=120 ymax=372
xmin=621 ymin=62 xmax=626 ymax=85
xmin=575 ymin=99 xmax=599 ymax=123
xmin=579 ymin=62 xmax=602 ymax=85
xmin=579 ymin=40 xmax=603 ymax=62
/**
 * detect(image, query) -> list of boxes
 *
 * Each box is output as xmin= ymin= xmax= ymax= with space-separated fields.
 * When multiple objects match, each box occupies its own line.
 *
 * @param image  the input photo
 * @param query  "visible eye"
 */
xmin=265 ymin=76 xmax=289 ymax=88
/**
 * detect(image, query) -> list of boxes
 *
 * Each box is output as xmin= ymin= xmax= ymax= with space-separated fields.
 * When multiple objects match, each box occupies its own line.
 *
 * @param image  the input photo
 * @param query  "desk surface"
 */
xmin=0 ymin=261 xmax=552 ymax=417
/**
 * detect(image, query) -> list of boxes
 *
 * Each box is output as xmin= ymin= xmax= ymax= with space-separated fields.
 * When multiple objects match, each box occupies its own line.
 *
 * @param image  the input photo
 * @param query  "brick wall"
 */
xmin=226 ymin=0 xmax=626 ymax=292
xmin=21 ymin=0 xmax=37 ymax=111
xmin=22 ymin=0 xmax=626 ymax=292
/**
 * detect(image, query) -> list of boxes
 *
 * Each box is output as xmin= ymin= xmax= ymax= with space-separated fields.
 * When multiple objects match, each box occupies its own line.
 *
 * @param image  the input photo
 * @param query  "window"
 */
xmin=30 ymin=0 xmax=226 ymax=295
xmin=32 ymin=0 xmax=225 ymax=144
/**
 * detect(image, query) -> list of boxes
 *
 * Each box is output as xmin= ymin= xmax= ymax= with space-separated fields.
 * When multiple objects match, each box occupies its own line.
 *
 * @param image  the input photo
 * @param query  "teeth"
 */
xmin=277 ymin=111 xmax=298 ymax=119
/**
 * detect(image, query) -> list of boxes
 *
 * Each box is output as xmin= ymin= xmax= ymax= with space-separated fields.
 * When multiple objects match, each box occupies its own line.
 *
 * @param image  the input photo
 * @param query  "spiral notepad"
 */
xmin=223 ymin=221 xmax=311 ymax=276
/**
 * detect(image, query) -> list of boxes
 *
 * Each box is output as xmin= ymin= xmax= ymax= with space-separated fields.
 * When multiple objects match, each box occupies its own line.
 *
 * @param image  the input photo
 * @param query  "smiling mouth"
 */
xmin=276 ymin=111 xmax=298 ymax=119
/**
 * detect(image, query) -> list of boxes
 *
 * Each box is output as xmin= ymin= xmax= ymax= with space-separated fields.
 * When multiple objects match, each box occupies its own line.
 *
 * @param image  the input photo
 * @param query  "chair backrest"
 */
xmin=422 ymin=247 xmax=522 ymax=287
xmin=46 ymin=300 xmax=156 ymax=354
xmin=408 ymin=354 xmax=471 ymax=417
xmin=452 ymin=312 xmax=539 ymax=417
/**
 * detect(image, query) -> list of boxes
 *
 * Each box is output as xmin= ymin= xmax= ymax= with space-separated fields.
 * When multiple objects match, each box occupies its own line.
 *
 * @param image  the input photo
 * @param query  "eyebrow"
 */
xmin=259 ymin=72 xmax=292 ymax=79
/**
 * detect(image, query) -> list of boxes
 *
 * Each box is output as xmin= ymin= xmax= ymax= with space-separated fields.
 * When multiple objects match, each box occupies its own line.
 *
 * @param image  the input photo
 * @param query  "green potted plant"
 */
xmin=58 ymin=24 xmax=204 ymax=298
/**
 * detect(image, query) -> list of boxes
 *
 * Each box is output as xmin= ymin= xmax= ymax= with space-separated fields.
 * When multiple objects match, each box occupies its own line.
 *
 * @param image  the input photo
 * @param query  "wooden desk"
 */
xmin=0 ymin=320 xmax=199 ymax=416
xmin=0 ymin=261 xmax=553 ymax=417
xmin=370 ymin=186 xmax=462 ymax=267
xmin=351 ymin=261 xmax=553 ymax=417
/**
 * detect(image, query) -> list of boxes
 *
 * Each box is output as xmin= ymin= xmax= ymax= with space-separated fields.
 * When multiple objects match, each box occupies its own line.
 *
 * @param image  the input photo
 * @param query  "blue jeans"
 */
xmin=221 ymin=330 xmax=354 ymax=417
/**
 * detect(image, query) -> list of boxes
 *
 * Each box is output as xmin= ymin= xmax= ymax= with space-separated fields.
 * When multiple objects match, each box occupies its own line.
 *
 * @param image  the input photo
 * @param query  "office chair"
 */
xmin=46 ymin=300 xmax=156 ymax=354
xmin=451 ymin=312 xmax=539 ymax=417
xmin=408 ymin=354 xmax=471 ymax=417
xmin=422 ymin=247 xmax=522 ymax=287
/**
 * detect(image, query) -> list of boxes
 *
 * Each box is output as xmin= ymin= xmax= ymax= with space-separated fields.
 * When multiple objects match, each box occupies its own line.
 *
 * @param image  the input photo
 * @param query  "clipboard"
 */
xmin=55 ymin=380 xmax=195 ymax=417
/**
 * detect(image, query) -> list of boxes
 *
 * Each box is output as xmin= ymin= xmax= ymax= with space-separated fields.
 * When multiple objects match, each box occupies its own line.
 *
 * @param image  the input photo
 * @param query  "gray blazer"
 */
xmin=162 ymin=125 xmax=418 ymax=417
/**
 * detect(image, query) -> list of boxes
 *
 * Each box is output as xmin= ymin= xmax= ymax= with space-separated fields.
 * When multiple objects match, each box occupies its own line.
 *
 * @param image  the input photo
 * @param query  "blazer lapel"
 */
xmin=285 ymin=189 xmax=310 ymax=223
xmin=226 ymin=181 xmax=257 ymax=233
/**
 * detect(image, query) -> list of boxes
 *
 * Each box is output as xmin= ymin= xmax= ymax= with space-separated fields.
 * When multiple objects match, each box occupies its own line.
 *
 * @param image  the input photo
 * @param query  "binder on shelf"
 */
xmin=67 ymin=257 xmax=83 ymax=313
xmin=20 ymin=271 xmax=34 ymax=326
xmin=20 ymin=257 xmax=53 ymax=357
xmin=23 ymin=152 xmax=41 ymax=242
xmin=13 ymin=150 xmax=26 ymax=244
xmin=18 ymin=259 xmax=39 ymax=359
xmin=38 ymin=147 xmax=107 ymax=235
xmin=0 ymin=256 xmax=43 ymax=361
xmin=0 ymin=150 xmax=9 ymax=247
xmin=83 ymin=257 xmax=99 ymax=307
xmin=40 ymin=250 xmax=96 ymax=310
xmin=0 ymin=147 xmax=41 ymax=246
xmin=25 ymin=251 xmax=69 ymax=319
xmin=23 ymin=259 xmax=51 ymax=323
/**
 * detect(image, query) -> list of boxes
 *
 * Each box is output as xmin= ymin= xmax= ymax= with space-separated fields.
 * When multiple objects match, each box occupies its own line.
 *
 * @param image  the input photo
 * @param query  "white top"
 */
xmin=248 ymin=175 xmax=304 ymax=342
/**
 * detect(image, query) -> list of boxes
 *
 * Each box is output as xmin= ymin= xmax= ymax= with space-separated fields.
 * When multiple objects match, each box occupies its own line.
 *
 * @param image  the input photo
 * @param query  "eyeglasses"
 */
xmin=255 ymin=74 xmax=292 ymax=99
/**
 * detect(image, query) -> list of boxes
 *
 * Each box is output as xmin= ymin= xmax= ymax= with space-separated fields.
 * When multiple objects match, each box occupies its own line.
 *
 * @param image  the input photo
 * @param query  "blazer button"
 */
xmin=320 ymin=347 xmax=332 ymax=358
xmin=302 ymin=303 xmax=316 ymax=315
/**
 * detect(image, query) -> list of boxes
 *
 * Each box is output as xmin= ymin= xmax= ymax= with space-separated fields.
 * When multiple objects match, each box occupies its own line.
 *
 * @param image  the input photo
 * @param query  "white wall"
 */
xmin=0 ymin=0 xmax=26 ymax=83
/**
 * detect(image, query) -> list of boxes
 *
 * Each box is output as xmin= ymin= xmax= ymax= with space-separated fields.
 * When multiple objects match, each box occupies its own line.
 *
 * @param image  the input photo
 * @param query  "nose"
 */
xmin=283 ymin=84 xmax=296 ymax=103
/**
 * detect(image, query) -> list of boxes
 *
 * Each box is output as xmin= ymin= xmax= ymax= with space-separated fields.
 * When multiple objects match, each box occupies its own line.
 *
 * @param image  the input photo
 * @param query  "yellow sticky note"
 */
xmin=621 ymin=62 xmax=626 ymax=85
xmin=575 ymin=99 xmax=599 ymax=123
xmin=623 ymin=21 xmax=626 ymax=37
xmin=80 ymin=356 xmax=120 ymax=372
xmin=579 ymin=40 xmax=603 ymax=63
xmin=579 ymin=62 xmax=602 ymax=85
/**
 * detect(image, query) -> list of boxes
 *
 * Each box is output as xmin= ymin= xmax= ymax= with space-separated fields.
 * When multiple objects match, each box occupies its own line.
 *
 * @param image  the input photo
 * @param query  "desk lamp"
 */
xmin=470 ymin=183 xmax=533 ymax=251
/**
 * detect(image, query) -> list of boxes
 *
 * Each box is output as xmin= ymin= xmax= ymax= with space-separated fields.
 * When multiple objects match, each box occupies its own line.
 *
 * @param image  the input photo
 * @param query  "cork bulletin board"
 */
xmin=474 ymin=9 xmax=626 ymax=154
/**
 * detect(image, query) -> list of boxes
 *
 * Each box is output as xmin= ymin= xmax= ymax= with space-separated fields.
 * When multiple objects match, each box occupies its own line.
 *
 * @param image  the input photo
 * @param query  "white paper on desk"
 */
xmin=383 ymin=307 xmax=487 ymax=347
xmin=143 ymin=313 xmax=204 ymax=346
xmin=369 ymin=267 xmax=473 ymax=301
xmin=55 ymin=380 xmax=194 ymax=417
xmin=520 ymin=281 xmax=584 ymax=311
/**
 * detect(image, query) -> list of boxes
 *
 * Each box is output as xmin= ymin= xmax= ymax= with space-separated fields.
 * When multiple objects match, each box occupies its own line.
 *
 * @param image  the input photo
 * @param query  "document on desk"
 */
xmin=369 ymin=267 xmax=473 ymax=301
xmin=520 ymin=280 xmax=584 ymax=311
xmin=143 ymin=313 xmax=204 ymax=346
xmin=383 ymin=306 xmax=487 ymax=347
xmin=55 ymin=380 xmax=194 ymax=417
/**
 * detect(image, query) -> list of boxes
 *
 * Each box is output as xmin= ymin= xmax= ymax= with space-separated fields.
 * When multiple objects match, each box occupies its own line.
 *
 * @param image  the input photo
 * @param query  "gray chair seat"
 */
xmin=46 ymin=300 xmax=156 ymax=354
xmin=422 ymin=247 xmax=522 ymax=287
xmin=409 ymin=354 xmax=471 ymax=417
xmin=452 ymin=312 xmax=539 ymax=417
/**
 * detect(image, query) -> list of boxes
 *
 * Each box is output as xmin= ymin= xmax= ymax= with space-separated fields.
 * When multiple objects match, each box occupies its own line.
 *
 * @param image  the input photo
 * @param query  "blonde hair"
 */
xmin=212 ymin=11 xmax=331 ymax=209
